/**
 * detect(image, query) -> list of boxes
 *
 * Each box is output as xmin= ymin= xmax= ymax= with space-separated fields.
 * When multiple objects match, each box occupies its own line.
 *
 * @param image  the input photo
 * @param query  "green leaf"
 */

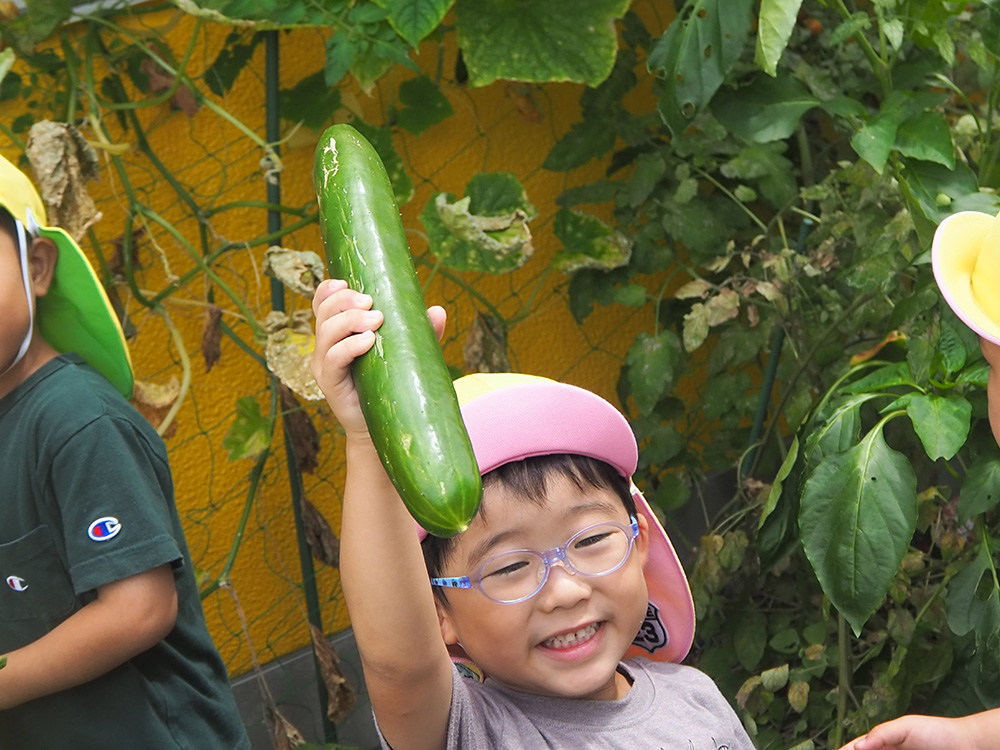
xmin=325 ymin=34 xmax=360 ymax=85
xmin=895 ymin=111 xmax=955 ymax=169
xmin=761 ymin=663 xmax=790 ymax=692
xmin=754 ymin=0 xmax=805 ymax=76
xmin=803 ymin=394 xmax=880 ymax=473
xmin=393 ymin=74 xmax=453 ymax=135
xmin=552 ymin=208 xmax=632 ymax=273
xmin=712 ymin=73 xmax=819 ymax=143
xmin=223 ymin=397 xmax=273 ymax=461
xmin=946 ymin=538 xmax=1000 ymax=639
xmin=841 ymin=362 xmax=915 ymax=394
xmin=851 ymin=109 xmax=901 ymax=175
xmin=799 ymin=420 xmax=919 ymax=635
xmin=420 ymin=173 xmax=537 ymax=273
xmin=649 ymin=0 xmax=755 ymax=138
xmin=454 ymin=0 xmax=631 ymax=87
xmin=543 ymin=115 xmax=617 ymax=172
xmin=652 ymin=473 xmax=691 ymax=512
xmin=278 ymin=71 xmax=341 ymax=130
xmin=760 ymin=435 xmax=799 ymax=528
xmin=958 ymin=457 xmax=1000 ymax=524
xmin=205 ymin=32 xmax=261 ymax=96
xmin=556 ymin=180 xmax=618 ymax=207
xmin=906 ymin=394 xmax=971 ymax=461
xmin=626 ymin=330 xmax=683 ymax=415
xmin=733 ymin=610 xmax=769 ymax=672
xmin=375 ymin=0 xmax=453 ymax=46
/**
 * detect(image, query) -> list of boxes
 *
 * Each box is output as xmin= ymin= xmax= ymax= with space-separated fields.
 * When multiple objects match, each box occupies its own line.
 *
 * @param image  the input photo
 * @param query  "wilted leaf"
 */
xmin=551 ymin=208 xmax=632 ymax=273
xmin=463 ymin=311 xmax=510 ymax=373
xmin=849 ymin=330 xmax=907 ymax=366
xmin=788 ymin=681 xmax=810 ymax=713
xmin=703 ymin=288 xmax=740 ymax=326
xmin=674 ymin=279 xmax=712 ymax=299
xmin=131 ymin=377 xmax=181 ymax=437
xmin=141 ymin=57 xmax=200 ymax=115
xmin=280 ymin=385 xmax=319 ymax=474
xmin=223 ymin=396 xmax=273 ymax=461
xmin=25 ymin=120 xmax=101 ymax=242
xmin=420 ymin=173 xmax=537 ymax=274
xmin=265 ymin=312 xmax=325 ymax=402
xmin=302 ymin=497 xmax=339 ymax=568
xmin=266 ymin=706 xmax=307 ymax=750
xmin=264 ymin=246 xmax=325 ymax=296
xmin=202 ymin=304 xmax=222 ymax=372
xmin=310 ymin=625 xmax=357 ymax=723
xmin=683 ymin=302 xmax=710 ymax=352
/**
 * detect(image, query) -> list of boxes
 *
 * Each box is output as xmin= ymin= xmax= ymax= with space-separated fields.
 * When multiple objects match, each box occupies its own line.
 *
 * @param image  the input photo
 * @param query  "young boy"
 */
xmin=312 ymin=277 xmax=754 ymax=749
xmin=837 ymin=212 xmax=1000 ymax=749
xmin=0 ymin=154 xmax=249 ymax=747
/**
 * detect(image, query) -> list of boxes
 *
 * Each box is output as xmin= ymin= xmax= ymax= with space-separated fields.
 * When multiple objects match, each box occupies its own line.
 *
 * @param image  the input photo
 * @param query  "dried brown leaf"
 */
xmin=301 ymin=497 xmax=340 ymax=568
xmin=202 ymin=304 xmax=222 ymax=372
xmin=141 ymin=58 xmax=200 ymax=116
xmin=280 ymin=385 xmax=320 ymax=474
xmin=310 ymin=625 xmax=356 ymax=723
xmin=131 ymin=378 xmax=181 ymax=437
xmin=264 ymin=246 xmax=325 ymax=296
xmin=463 ymin=311 xmax=510 ymax=374
xmin=265 ymin=706 xmax=307 ymax=750
xmin=25 ymin=121 xmax=101 ymax=242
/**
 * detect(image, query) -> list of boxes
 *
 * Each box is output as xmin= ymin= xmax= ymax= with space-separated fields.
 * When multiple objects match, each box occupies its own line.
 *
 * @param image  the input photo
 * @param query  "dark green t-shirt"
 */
xmin=0 ymin=355 xmax=249 ymax=749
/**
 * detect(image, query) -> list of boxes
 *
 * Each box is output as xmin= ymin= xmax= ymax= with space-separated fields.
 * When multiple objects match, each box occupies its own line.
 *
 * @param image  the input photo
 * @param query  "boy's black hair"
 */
xmin=422 ymin=453 xmax=636 ymax=607
xmin=0 ymin=207 xmax=18 ymax=247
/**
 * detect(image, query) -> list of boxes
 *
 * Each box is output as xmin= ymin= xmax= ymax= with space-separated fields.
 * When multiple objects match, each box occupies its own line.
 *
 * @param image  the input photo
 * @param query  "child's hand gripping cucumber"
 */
xmin=313 ymin=124 xmax=482 ymax=537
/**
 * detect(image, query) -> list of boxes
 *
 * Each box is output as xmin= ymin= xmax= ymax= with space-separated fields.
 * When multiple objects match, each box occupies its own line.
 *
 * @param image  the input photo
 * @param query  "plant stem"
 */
xmin=837 ymin=613 xmax=850 ymax=748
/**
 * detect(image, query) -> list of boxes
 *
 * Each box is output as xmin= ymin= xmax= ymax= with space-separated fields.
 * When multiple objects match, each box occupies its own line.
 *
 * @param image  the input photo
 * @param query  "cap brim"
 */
xmin=36 ymin=226 xmax=133 ymax=397
xmin=932 ymin=211 xmax=1000 ymax=346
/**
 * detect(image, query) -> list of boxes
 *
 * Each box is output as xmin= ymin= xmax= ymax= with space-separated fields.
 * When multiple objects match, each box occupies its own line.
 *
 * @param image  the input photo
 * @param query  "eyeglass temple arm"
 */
xmin=430 ymin=576 xmax=473 ymax=589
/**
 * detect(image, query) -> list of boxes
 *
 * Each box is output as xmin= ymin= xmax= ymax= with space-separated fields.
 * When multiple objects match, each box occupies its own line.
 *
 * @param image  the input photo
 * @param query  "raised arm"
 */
xmin=311 ymin=279 xmax=453 ymax=750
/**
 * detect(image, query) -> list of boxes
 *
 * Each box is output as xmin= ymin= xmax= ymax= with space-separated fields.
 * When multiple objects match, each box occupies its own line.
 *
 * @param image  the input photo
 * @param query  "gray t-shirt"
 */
xmin=377 ymin=658 xmax=754 ymax=749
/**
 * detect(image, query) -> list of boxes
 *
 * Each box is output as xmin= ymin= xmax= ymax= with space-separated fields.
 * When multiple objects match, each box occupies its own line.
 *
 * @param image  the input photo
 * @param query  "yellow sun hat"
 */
xmin=0 ymin=153 xmax=133 ymax=396
xmin=932 ymin=209 xmax=1000 ymax=345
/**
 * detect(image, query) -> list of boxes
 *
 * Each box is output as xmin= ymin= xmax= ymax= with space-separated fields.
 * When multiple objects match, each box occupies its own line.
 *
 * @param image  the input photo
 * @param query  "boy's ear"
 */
xmin=635 ymin=512 xmax=651 ymax=571
xmin=28 ymin=237 xmax=58 ymax=298
xmin=435 ymin=597 xmax=460 ymax=646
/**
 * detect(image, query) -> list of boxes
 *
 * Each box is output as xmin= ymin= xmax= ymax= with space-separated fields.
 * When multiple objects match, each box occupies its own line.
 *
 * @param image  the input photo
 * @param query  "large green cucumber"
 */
xmin=314 ymin=123 xmax=482 ymax=537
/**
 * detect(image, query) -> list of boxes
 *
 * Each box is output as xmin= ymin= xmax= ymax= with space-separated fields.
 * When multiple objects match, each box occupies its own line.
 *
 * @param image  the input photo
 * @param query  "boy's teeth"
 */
xmin=542 ymin=623 xmax=599 ymax=649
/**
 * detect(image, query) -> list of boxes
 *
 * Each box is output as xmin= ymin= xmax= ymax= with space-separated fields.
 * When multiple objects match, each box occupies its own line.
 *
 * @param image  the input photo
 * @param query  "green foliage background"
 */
xmin=3 ymin=1 xmax=1000 ymax=748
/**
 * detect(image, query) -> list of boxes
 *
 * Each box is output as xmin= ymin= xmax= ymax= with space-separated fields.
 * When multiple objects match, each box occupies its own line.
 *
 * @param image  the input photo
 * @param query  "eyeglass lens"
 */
xmin=478 ymin=523 xmax=632 ymax=603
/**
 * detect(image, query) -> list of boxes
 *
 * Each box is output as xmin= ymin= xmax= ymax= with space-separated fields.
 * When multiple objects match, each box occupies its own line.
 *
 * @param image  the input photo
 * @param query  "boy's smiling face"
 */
xmin=435 ymin=473 xmax=650 ymax=701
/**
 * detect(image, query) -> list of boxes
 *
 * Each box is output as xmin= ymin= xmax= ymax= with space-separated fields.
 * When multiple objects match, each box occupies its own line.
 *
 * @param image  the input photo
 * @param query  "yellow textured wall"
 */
xmin=0 ymin=0 xmax=676 ymax=677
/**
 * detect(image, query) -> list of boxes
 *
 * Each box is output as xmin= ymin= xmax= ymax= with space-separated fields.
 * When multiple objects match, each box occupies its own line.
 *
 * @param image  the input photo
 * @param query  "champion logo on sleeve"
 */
xmin=6 ymin=575 xmax=28 ymax=592
xmin=88 ymin=517 xmax=122 ymax=542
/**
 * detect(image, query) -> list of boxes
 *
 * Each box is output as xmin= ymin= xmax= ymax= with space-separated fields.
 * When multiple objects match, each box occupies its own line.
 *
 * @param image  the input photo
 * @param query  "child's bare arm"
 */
xmin=311 ymin=278 xmax=453 ymax=750
xmin=839 ymin=709 xmax=1000 ymax=750
xmin=0 ymin=564 xmax=176 ymax=710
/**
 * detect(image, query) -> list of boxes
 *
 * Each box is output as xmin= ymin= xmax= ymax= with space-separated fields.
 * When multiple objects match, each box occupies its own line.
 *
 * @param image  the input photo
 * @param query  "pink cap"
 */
xmin=421 ymin=373 xmax=695 ymax=663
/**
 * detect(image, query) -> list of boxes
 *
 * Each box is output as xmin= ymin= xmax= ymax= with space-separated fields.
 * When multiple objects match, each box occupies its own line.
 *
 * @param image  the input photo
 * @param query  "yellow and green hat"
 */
xmin=932 ymin=209 xmax=1000 ymax=345
xmin=0 ymin=153 xmax=133 ymax=396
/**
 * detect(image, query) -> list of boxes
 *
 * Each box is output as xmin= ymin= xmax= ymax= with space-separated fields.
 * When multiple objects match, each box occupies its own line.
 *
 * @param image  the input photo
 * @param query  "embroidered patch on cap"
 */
xmin=632 ymin=601 xmax=668 ymax=654
xmin=6 ymin=575 xmax=28 ymax=592
xmin=88 ymin=517 xmax=122 ymax=542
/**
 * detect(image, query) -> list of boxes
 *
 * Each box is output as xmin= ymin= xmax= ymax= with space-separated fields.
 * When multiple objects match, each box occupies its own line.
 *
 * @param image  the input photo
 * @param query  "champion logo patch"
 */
xmin=6 ymin=575 xmax=28 ymax=592
xmin=88 ymin=517 xmax=122 ymax=542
